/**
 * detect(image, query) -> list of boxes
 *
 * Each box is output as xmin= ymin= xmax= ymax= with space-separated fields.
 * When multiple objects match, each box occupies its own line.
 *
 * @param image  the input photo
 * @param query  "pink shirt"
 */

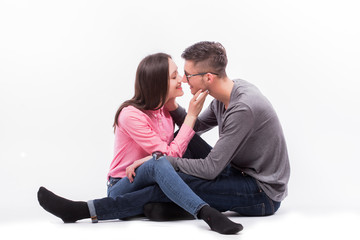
xmin=108 ymin=105 xmax=195 ymax=179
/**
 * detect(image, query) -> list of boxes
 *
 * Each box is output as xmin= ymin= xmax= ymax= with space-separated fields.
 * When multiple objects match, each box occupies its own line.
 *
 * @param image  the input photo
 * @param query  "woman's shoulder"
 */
xmin=119 ymin=105 xmax=149 ymax=123
xmin=121 ymin=105 xmax=142 ymax=114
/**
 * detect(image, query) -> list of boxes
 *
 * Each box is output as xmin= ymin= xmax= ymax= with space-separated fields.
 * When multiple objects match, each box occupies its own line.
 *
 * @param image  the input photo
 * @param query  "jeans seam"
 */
xmin=262 ymin=203 xmax=265 ymax=215
xmin=153 ymin=157 xmax=206 ymax=217
xmin=87 ymin=200 xmax=98 ymax=223
xmin=268 ymin=196 xmax=275 ymax=214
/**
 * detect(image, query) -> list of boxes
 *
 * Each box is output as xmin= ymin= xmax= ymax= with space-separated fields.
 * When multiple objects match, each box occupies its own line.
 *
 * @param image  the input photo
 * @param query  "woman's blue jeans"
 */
xmin=89 ymin=157 xmax=207 ymax=221
xmin=88 ymin=134 xmax=280 ymax=221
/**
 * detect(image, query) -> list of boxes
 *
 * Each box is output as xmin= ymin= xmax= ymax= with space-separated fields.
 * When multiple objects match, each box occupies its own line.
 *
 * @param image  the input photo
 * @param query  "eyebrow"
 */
xmin=170 ymin=68 xmax=178 ymax=76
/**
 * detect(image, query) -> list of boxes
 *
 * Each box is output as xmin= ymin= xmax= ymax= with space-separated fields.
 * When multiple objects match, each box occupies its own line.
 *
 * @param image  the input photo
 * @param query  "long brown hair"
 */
xmin=113 ymin=53 xmax=171 ymax=129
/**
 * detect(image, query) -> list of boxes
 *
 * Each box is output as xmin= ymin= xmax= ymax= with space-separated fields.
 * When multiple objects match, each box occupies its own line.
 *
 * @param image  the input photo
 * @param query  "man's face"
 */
xmin=182 ymin=60 xmax=208 ymax=95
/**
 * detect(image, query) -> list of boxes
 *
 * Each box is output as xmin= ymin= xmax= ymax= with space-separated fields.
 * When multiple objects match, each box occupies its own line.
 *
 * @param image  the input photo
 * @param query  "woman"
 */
xmin=108 ymin=52 xmax=207 ymax=195
xmin=37 ymin=53 xmax=243 ymax=234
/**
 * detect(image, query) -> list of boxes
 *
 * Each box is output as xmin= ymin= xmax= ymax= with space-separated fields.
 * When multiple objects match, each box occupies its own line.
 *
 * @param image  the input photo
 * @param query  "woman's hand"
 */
xmin=183 ymin=89 xmax=209 ymax=129
xmin=187 ymin=89 xmax=209 ymax=117
xmin=126 ymin=155 xmax=152 ymax=183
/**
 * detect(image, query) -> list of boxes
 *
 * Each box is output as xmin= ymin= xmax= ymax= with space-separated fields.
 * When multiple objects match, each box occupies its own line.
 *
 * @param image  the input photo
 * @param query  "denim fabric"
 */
xmin=179 ymin=165 xmax=280 ymax=216
xmin=107 ymin=177 xmax=121 ymax=196
xmin=93 ymin=133 xmax=280 ymax=221
xmin=94 ymin=185 xmax=168 ymax=220
xmin=87 ymin=200 xmax=98 ymax=223
xmin=95 ymin=165 xmax=279 ymax=220
xmin=101 ymin=157 xmax=207 ymax=219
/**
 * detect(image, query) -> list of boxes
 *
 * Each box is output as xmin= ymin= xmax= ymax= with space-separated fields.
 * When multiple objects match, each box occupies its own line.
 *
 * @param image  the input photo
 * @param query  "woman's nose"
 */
xmin=176 ymin=74 xmax=183 ymax=83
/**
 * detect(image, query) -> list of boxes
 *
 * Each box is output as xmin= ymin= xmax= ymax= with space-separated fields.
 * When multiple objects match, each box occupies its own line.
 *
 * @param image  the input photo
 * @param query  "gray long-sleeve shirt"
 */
xmin=167 ymin=79 xmax=290 ymax=202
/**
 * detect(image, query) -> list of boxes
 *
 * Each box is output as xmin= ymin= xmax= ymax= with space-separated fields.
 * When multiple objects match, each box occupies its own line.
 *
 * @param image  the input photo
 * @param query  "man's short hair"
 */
xmin=181 ymin=41 xmax=228 ymax=77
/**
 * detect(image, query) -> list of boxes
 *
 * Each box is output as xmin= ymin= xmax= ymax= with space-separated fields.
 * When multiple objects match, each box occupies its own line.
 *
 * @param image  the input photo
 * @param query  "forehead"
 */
xmin=184 ymin=60 xmax=197 ymax=73
xmin=168 ymin=58 xmax=177 ymax=74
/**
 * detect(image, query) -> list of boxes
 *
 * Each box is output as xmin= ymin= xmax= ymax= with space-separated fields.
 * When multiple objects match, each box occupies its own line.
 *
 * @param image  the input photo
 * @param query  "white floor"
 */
xmin=2 ymin=206 xmax=359 ymax=240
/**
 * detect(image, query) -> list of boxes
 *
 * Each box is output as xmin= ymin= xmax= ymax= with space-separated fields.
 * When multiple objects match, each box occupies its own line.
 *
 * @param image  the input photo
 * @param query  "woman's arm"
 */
xmin=183 ymin=89 xmax=209 ymax=129
xmin=124 ymin=91 xmax=209 ymax=182
xmin=121 ymin=90 xmax=208 ymax=158
xmin=167 ymin=89 xmax=209 ymax=129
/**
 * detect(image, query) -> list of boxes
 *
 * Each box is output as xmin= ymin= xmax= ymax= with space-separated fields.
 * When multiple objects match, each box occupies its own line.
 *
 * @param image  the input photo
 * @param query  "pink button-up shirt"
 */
xmin=108 ymin=105 xmax=195 ymax=179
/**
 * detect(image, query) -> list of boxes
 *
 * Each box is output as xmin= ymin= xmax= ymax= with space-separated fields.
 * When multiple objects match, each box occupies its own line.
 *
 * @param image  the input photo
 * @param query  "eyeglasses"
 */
xmin=185 ymin=72 xmax=218 ymax=82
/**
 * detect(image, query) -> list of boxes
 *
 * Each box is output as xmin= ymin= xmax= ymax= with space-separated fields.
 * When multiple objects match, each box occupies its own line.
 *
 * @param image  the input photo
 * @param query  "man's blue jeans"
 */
xmin=89 ymin=160 xmax=280 ymax=221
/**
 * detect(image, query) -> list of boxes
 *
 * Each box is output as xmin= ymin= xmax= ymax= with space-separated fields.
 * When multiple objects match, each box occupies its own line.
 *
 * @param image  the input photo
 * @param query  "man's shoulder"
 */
xmin=232 ymin=78 xmax=257 ymax=92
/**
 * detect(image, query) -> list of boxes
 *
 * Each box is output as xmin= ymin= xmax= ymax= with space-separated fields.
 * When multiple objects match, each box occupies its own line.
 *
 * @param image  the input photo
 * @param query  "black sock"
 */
xmin=143 ymin=202 xmax=195 ymax=221
xmin=197 ymin=205 xmax=243 ymax=234
xmin=37 ymin=186 xmax=90 ymax=223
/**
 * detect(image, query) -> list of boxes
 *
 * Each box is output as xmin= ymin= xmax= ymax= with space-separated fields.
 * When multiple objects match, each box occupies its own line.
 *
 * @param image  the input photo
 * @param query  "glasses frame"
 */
xmin=185 ymin=72 xmax=218 ymax=82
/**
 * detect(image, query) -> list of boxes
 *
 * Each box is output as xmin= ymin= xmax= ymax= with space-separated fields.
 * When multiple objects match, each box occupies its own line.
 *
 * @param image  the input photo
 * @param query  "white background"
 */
xmin=1 ymin=0 xmax=360 ymax=238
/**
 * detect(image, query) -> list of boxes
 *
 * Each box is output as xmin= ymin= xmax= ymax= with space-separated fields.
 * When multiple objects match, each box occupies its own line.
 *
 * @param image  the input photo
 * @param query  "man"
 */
xmin=147 ymin=41 xmax=290 ymax=218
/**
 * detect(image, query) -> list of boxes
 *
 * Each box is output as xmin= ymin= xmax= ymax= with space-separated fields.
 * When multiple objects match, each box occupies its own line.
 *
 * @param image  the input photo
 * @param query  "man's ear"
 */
xmin=206 ymin=72 xmax=215 ymax=84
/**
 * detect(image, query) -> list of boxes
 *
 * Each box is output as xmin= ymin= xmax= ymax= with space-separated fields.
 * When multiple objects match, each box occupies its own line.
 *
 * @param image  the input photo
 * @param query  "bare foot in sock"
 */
xmin=37 ymin=186 xmax=90 ymax=223
xmin=198 ymin=205 xmax=243 ymax=234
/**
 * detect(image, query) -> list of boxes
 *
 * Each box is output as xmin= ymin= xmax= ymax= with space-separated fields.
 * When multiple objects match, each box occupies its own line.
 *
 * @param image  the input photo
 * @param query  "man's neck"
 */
xmin=209 ymin=77 xmax=234 ymax=109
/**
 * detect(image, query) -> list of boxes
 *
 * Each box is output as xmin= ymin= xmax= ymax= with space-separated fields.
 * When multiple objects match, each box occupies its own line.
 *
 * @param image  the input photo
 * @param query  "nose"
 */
xmin=177 ymin=74 xmax=183 ymax=83
xmin=181 ymin=75 xmax=188 ymax=83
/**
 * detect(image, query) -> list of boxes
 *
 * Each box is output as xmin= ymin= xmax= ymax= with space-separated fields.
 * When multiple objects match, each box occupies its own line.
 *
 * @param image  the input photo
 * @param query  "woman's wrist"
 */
xmin=183 ymin=114 xmax=197 ymax=129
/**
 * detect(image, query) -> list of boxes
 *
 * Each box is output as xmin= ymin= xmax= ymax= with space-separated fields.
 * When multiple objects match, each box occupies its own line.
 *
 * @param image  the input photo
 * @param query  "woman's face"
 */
xmin=166 ymin=58 xmax=184 ymax=101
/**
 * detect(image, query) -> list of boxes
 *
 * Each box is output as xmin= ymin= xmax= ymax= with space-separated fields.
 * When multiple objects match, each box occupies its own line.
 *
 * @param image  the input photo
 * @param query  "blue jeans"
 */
xmin=178 ymin=166 xmax=280 ymax=216
xmin=89 ymin=157 xmax=207 ymax=221
xmin=89 ymin=134 xmax=280 ymax=221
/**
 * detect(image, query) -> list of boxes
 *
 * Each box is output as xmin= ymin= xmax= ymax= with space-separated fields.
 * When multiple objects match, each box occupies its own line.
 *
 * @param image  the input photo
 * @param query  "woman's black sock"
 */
xmin=198 ymin=205 xmax=243 ymax=234
xmin=37 ymin=186 xmax=90 ymax=223
xmin=144 ymin=202 xmax=195 ymax=221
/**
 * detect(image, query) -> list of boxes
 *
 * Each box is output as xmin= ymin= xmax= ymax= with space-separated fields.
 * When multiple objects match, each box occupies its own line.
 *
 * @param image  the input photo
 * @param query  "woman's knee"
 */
xmin=151 ymin=156 xmax=175 ymax=175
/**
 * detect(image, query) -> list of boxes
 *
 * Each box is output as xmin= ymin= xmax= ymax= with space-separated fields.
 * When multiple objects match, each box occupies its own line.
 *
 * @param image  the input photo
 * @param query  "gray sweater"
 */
xmin=167 ymin=79 xmax=290 ymax=202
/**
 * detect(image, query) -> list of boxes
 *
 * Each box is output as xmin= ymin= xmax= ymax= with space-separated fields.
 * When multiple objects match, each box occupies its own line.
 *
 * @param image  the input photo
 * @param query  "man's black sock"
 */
xmin=197 ymin=205 xmax=243 ymax=234
xmin=37 ymin=186 xmax=90 ymax=223
xmin=143 ymin=202 xmax=195 ymax=221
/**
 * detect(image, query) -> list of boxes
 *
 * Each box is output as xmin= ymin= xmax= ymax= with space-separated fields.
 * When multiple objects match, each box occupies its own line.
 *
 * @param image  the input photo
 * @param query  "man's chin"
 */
xmin=190 ymin=88 xmax=197 ymax=95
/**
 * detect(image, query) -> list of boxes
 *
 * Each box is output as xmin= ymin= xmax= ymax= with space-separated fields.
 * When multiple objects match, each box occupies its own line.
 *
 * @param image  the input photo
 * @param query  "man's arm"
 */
xmin=167 ymin=105 xmax=254 ymax=180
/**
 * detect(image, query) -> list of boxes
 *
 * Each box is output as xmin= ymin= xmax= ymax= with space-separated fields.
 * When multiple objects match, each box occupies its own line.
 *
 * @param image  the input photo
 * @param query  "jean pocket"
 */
xmin=107 ymin=178 xmax=122 ymax=197
xmin=232 ymin=203 xmax=266 ymax=216
xmin=107 ymin=177 xmax=121 ymax=187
